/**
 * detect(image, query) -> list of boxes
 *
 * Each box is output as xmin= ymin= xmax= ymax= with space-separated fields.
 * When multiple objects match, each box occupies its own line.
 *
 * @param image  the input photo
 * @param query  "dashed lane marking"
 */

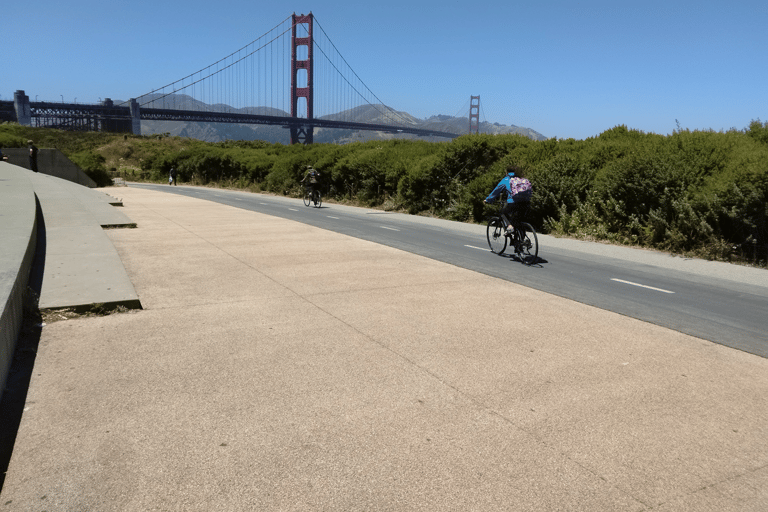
xmin=611 ymin=278 xmax=675 ymax=294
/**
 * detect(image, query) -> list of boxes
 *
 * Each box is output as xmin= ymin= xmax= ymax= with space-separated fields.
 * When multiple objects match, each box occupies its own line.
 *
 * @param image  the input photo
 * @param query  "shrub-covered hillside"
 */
xmin=2 ymin=121 xmax=766 ymax=265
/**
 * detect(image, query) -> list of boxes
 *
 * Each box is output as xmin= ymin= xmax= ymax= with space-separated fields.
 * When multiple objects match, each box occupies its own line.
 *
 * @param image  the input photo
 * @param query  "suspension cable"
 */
xmin=125 ymin=13 xmax=425 ymax=131
xmin=123 ymin=15 xmax=292 ymax=106
xmin=313 ymin=15 xmax=413 ymax=127
xmin=136 ymin=24 xmax=292 ymax=108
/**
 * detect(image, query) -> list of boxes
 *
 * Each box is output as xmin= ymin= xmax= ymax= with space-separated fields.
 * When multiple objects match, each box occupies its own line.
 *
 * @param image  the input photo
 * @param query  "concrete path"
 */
xmin=30 ymin=171 xmax=140 ymax=311
xmin=2 ymin=187 xmax=767 ymax=511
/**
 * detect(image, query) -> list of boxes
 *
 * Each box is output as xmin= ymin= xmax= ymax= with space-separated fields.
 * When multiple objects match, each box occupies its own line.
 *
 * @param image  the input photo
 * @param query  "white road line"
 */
xmin=259 ymin=202 xmax=268 ymax=205
xmin=611 ymin=278 xmax=675 ymax=294
xmin=465 ymin=245 xmax=489 ymax=251
xmin=380 ymin=226 xmax=400 ymax=231
xmin=288 ymin=208 xmax=298 ymax=211
xmin=327 ymin=216 xmax=340 ymax=219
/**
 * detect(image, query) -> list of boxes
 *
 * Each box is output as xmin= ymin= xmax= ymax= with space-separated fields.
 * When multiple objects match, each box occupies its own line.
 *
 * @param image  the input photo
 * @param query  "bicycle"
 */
xmin=486 ymin=203 xmax=538 ymax=264
xmin=303 ymin=187 xmax=322 ymax=208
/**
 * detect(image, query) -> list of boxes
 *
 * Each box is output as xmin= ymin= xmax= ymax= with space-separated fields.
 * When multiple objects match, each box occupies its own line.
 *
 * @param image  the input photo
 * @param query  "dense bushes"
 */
xmin=2 ymin=121 xmax=766 ymax=265
xmin=68 ymin=151 xmax=113 ymax=187
xmin=531 ymin=126 xmax=768 ymax=263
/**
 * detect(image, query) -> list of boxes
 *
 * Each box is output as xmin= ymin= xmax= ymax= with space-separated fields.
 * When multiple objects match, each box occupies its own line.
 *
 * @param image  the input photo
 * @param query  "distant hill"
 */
xmin=130 ymin=94 xmax=547 ymax=143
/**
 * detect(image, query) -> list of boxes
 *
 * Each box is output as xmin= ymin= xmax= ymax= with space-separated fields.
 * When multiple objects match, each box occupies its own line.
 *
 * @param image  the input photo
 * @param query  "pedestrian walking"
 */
xmin=28 ymin=140 xmax=38 ymax=172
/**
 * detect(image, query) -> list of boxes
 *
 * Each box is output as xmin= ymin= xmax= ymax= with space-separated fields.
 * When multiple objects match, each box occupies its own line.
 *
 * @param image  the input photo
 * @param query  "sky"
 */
xmin=4 ymin=0 xmax=767 ymax=140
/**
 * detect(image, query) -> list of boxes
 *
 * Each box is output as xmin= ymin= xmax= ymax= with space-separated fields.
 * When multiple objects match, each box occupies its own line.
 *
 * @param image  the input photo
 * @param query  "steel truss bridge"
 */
xmin=0 ymin=99 xmax=134 ymax=133
xmin=2 ymin=13 xmax=460 ymax=144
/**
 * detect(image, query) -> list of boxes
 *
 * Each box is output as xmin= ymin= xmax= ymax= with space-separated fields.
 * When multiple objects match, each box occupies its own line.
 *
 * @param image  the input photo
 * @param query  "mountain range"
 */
xmin=131 ymin=94 xmax=547 ymax=144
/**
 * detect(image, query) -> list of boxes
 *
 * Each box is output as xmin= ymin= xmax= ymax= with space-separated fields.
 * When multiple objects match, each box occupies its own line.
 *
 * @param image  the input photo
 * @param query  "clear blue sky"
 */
xmin=4 ymin=0 xmax=766 ymax=140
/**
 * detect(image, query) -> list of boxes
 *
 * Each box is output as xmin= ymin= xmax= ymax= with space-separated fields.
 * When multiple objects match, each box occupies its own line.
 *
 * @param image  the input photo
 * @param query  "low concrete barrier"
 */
xmin=1 ymin=161 xmax=141 ymax=399
xmin=2 ymin=148 xmax=97 ymax=188
xmin=0 ymin=164 xmax=38 ymax=403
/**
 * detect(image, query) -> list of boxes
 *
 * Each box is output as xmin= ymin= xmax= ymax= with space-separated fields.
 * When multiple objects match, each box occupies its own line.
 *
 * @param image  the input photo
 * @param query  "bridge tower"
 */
xmin=469 ymin=95 xmax=480 ymax=135
xmin=290 ymin=13 xmax=314 ymax=144
xmin=14 ymin=90 xmax=31 ymax=126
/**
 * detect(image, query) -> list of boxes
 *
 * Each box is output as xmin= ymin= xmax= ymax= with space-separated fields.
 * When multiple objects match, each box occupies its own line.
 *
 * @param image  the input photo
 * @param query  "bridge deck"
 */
xmin=0 ymin=100 xmax=458 ymax=139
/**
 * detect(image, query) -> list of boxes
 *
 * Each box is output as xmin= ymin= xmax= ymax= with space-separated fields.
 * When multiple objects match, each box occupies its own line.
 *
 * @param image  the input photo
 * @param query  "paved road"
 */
xmin=129 ymin=183 xmax=768 ymax=358
xmin=3 ymin=186 xmax=767 ymax=511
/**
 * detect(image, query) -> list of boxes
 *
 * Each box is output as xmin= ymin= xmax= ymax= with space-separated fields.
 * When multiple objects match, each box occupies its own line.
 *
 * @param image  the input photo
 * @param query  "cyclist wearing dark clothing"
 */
xmin=483 ymin=165 xmax=532 ymax=233
xmin=301 ymin=166 xmax=322 ymax=200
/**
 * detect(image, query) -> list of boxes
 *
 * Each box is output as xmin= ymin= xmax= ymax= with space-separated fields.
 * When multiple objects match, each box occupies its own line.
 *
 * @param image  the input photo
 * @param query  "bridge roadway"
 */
xmin=0 ymin=99 xmax=459 ymax=139
xmin=1 ymin=180 xmax=767 ymax=509
xmin=139 ymin=107 xmax=459 ymax=138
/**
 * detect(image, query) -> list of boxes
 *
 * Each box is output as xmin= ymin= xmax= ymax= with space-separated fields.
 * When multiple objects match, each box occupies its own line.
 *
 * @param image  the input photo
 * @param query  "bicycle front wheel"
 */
xmin=516 ymin=222 xmax=539 ymax=264
xmin=486 ymin=217 xmax=507 ymax=254
xmin=303 ymin=190 xmax=312 ymax=207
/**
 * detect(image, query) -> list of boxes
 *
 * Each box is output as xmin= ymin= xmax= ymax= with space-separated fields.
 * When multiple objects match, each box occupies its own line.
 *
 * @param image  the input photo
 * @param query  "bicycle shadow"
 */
xmin=496 ymin=251 xmax=547 ymax=267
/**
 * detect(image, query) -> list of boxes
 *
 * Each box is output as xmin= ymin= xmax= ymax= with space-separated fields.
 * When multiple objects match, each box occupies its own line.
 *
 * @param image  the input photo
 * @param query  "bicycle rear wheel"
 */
xmin=314 ymin=191 xmax=322 ymax=208
xmin=303 ymin=190 xmax=311 ymax=207
xmin=486 ymin=217 xmax=507 ymax=254
xmin=515 ymin=222 xmax=538 ymax=264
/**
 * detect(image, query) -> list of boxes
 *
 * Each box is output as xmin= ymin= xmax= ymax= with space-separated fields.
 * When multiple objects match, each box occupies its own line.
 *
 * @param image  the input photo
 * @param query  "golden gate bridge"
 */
xmin=1 ymin=13 xmax=465 ymax=144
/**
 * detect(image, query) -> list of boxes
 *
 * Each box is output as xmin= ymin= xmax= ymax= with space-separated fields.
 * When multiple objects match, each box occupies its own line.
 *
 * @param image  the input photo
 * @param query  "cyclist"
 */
xmin=483 ymin=165 xmax=532 ymax=234
xmin=301 ymin=166 xmax=322 ymax=205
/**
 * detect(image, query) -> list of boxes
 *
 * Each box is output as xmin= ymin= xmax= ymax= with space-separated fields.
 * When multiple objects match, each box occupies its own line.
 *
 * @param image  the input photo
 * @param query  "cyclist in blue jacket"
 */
xmin=483 ymin=165 xmax=532 ymax=234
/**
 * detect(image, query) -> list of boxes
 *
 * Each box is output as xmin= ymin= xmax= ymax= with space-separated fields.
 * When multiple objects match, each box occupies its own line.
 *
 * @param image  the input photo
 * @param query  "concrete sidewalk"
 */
xmin=28 ymin=171 xmax=140 ymax=311
xmin=2 ymin=187 xmax=767 ymax=511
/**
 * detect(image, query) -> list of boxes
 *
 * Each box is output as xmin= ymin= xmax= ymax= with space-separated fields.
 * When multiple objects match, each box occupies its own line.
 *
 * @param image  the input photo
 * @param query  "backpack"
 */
xmin=507 ymin=177 xmax=532 ymax=202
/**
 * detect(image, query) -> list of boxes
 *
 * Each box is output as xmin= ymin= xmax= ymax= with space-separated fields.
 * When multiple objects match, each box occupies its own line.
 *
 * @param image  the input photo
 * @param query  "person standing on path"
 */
xmin=28 ymin=140 xmax=38 ymax=172
xmin=169 ymin=167 xmax=177 ymax=185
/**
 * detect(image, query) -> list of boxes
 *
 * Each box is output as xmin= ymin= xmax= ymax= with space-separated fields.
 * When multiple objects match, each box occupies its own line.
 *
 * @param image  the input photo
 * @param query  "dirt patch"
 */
xmin=40 ymin=304 xmax=134 ymax=324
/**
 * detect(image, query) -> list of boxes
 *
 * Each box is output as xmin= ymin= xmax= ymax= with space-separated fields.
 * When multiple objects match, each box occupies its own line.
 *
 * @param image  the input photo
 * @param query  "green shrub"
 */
xmin=69 ymin=150 xmax=113 ymax=187
xmin=746 ymin=119 xmax=768 ymax=145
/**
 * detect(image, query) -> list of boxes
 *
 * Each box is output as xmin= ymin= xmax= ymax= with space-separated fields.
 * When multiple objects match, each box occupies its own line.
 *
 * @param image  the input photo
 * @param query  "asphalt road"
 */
xmin=127 ymin=183 xmax=768 ymax=358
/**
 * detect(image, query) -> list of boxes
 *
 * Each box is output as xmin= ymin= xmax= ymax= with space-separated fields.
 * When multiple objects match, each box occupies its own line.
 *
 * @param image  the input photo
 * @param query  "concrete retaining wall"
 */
xmin=2 ymin=148 xmax=97 ymax=188
xmin=0 ymin=164 xmax=38 ymax=403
